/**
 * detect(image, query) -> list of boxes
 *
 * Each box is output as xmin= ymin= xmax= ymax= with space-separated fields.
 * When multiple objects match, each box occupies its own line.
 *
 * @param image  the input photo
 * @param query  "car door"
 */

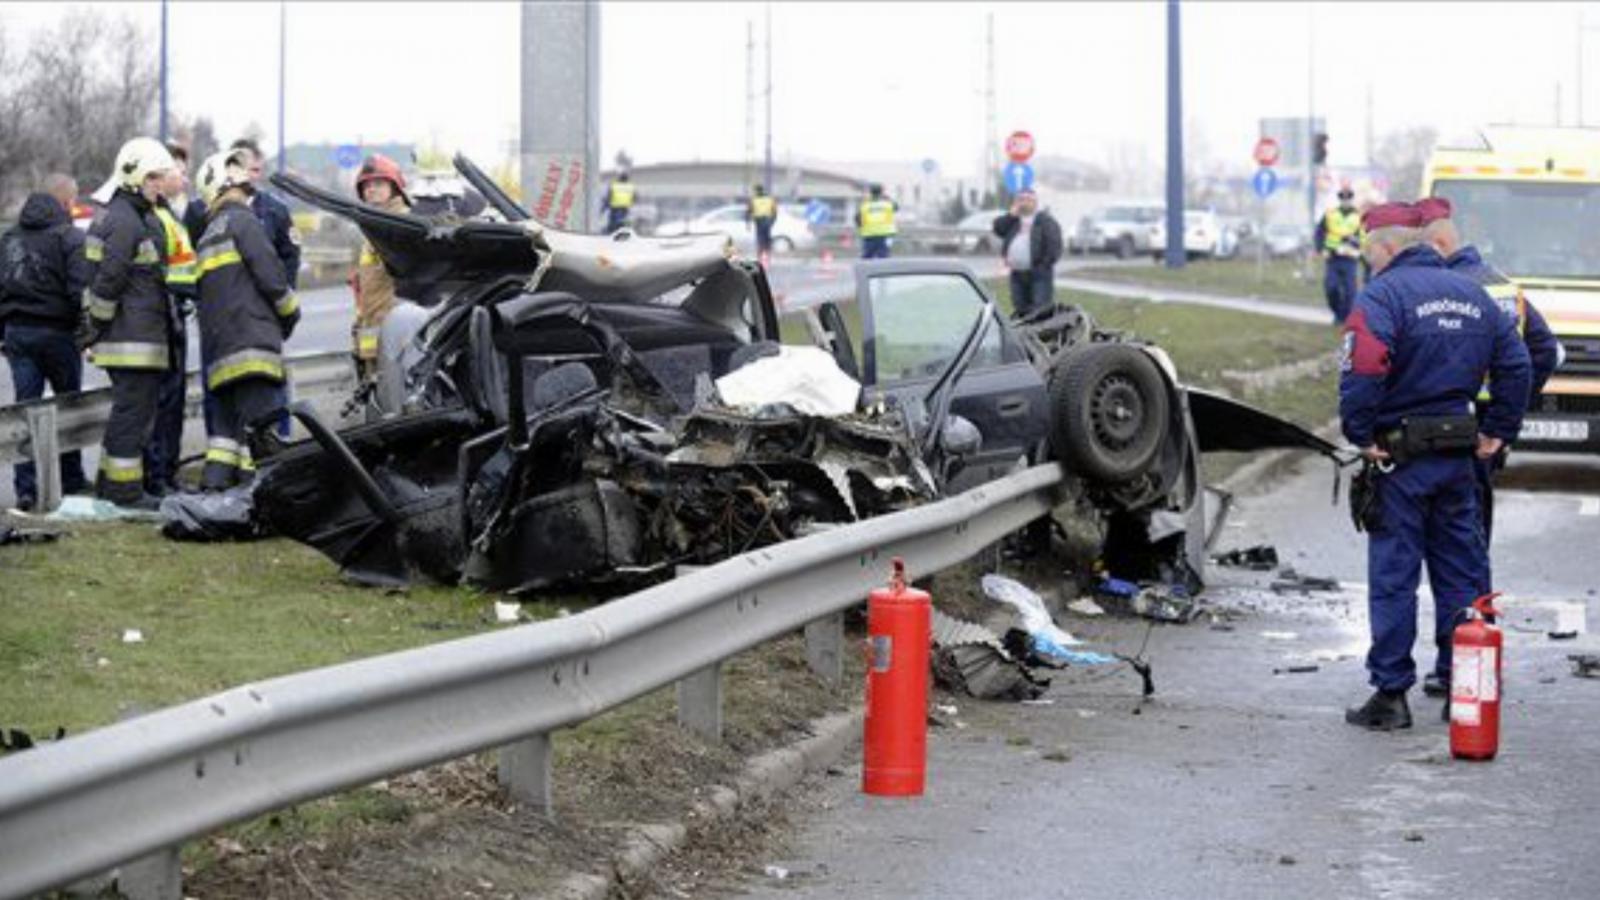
xmin=854 ymin=261 xmax=1049 ymax=488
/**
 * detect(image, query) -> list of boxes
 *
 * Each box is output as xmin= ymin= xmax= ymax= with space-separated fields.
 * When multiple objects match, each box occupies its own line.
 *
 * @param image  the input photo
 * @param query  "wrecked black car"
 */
xmin=252 ymin=156 xmax=1336 ymax=593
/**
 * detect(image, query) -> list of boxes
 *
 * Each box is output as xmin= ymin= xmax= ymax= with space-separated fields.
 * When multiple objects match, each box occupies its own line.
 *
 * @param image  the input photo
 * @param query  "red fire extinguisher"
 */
xmin=862 ymin=558 xmax=931 ymax=796
xmin=1450 ymin=593 xmax=1503 ymax=762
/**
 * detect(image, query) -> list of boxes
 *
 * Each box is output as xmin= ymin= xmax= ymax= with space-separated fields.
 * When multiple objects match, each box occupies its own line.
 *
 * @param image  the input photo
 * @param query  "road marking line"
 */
xmin=1581 ymin=498 xmax=1600 ymax=517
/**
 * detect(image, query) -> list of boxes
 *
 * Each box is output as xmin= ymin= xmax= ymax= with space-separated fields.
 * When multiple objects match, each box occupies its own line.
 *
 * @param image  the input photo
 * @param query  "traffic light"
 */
xmin=1313 ymin=133 xmax=1329 ymax=165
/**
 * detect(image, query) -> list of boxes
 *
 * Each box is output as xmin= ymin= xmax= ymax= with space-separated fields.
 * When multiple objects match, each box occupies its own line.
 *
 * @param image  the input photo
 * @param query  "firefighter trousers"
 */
xmin=97 ymin=369 xmax=164 ymax=503
xmin=201 ymin=377 xmax=283 ymax=491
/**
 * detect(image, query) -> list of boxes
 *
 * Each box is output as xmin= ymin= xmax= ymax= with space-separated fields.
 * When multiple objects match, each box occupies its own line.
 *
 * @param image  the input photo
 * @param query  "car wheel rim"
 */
xmin=1090 ymin=375 xmax=1145 ymax=451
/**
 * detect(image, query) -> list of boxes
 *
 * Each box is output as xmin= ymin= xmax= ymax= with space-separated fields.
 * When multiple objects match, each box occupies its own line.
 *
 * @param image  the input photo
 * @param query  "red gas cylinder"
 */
xmin=862 ymin=558 xmax=931 ymax=796
xmin=1450 ymin=593 xmax=1504 ymax=761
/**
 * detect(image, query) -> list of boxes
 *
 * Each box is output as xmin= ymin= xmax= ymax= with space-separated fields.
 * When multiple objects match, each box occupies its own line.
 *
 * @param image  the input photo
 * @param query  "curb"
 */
xmin=556 ymin=708 xmax=865 ymax=900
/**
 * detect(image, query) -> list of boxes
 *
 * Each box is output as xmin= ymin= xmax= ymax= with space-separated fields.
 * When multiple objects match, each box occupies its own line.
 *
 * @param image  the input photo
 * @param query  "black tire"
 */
xmin=1115 ymin=235 xmax=1135 ymax=259
xmin=1048 ymin=344 xmax=1170 ymax=483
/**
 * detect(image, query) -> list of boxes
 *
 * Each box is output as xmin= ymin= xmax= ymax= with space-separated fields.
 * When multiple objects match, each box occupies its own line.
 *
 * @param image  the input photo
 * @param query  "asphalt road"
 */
xmin=724 ymin=453 xmax=1600 ymax=900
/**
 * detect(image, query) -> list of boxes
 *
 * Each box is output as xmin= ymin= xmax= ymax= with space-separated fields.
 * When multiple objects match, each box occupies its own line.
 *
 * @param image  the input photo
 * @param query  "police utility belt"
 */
xmin=1375 ymin=413 xmax=1478 ymax=465
xmin=1349 ymin=414 xmax=1478 ymax=534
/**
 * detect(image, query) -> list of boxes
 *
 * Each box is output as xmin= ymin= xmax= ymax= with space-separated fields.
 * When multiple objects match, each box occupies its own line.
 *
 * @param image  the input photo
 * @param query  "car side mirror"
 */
xmin=940 ymin=414 xmax=983 ymax=458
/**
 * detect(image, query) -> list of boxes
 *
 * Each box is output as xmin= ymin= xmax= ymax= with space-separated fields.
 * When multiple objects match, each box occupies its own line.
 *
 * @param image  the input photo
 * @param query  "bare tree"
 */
xmin=0 ymin=9 xmax=156 ymax=211
xmin=1373 ymin=126 xmax=1439 ymax=202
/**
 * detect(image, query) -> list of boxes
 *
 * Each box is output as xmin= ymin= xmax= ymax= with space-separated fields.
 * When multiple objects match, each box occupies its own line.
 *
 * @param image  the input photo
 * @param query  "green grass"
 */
xmin=0 ymin=525 xmax=570 ymax=737
xmin=1076 ymin=256 xmax=1328 ymax=308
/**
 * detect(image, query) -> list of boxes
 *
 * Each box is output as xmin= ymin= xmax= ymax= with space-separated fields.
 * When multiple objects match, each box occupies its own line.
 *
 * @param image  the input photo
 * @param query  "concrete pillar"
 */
xmin=520 ymin=0 xmax=600 ymax=232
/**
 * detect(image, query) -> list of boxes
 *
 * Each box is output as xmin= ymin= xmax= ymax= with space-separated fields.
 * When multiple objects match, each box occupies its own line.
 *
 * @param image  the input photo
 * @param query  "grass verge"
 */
xmin=1076 ymin=256 xmax=1328 ymax=308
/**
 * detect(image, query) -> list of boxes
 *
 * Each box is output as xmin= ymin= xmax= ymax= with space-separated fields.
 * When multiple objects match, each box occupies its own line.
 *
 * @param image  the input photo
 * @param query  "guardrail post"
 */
xmin=677 ymin=662 xmax=723 ymax=742
xmin=804 ymin=612 xmax=844 ymax=685
xmin=116 ymin=845 xmax=182 ymax=900
xmin=497 ymin=732 xmax=555 ymax=818
xmin=24 ymin=403 xmax=62 ymax=511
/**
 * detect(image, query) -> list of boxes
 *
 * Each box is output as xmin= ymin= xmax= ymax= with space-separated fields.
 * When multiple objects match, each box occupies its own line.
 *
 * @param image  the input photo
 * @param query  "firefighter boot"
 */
xmin=94 ymin=476 xmax=162 ymax=512
xmin=1344 ymin=689 xmax=1412 ymax=731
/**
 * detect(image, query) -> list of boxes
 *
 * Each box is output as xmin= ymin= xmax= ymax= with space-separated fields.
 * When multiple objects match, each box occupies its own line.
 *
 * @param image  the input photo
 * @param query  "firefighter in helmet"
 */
xmin=191 ymin=150 xmax=300 ymax=490
xmin=350 ymin=154 xmax=411 ymax=378
xmin=84 ymin=137 xmax=178 ymax=509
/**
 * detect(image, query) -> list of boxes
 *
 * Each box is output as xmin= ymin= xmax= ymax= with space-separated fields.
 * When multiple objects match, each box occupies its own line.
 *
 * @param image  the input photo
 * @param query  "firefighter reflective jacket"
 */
xmin=1321 ymin=207 xmax=1362 ymax=258
xmin=195 ymin=198 xmax=300 ymax=390
xmin=1447 ymin=245 xmax=1562 ymax=402
xmin=858 ymin=199 xmax=897 ymax=238
xmin=350 ymin=195 xmax=406 ymax=361
xmin=85 ymin=189 xmax=172 ymax=371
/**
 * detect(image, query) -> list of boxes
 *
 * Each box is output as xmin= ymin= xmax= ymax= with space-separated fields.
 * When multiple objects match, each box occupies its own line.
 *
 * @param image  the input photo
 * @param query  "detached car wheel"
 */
xmin=1049 ymin=344 xmax=1170 ymax=483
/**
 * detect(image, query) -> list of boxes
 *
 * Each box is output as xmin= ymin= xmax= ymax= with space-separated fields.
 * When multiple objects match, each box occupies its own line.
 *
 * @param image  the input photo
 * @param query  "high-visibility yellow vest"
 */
xmin=155 ymin=205 xmax=197 ymax=288
xmin=1323 ymin=208 xmax=1361 ymax=257
xmin=750 ymin=195 xmax=776 ymax=219
xmin=608 ymin=181 xmax=635 ymax=209
xmin=1478 ymin=283 xmax=1529 ymax=402
xmin=858 ymin=199 xmax=896 ymax=238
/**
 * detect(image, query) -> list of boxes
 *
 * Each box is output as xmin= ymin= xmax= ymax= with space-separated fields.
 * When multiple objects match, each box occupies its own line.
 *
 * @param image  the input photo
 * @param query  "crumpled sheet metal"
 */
xmin=930 ymin=608 xmax=1048 ymax=702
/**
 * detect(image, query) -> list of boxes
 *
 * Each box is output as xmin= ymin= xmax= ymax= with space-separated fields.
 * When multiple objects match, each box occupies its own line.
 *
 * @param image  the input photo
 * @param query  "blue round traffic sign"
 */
xmin=1003 ymin=161 xmax=1035 ymax=194
xmin=1252 ymin=167 xmax=1278 ymax=199
xmin=334 ymin=144 xmax=362 ymax=170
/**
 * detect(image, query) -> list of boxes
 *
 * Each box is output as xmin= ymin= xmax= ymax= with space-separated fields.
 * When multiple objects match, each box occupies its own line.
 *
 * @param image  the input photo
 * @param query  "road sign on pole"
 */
xmin=334 ymin=144 xmax=362 ymax=170
xmin=1252 ymin=167 xmax=1279 ymax=199
xmin=1253 ymin=137 xmax=1280 ymax=167
xmin=1004 ymin=131 xmax=1034 ymax=163
xmin=1002 ymin=161 xmax=1035 ymax=194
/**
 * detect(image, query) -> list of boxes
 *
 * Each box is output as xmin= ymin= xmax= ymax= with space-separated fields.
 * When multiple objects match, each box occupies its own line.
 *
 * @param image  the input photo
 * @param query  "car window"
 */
xmin=868 ymin=273 xmax=1004 ymax=382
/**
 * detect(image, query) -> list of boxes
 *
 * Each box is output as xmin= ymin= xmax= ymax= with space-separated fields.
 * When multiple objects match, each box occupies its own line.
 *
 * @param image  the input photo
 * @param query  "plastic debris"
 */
xmin=763 ymin=865 xmax=790 ymax=880
xmin=1127 ymin=585 xmax=1199 ymax=623
xmin=982 ymin=574 xmax=1116 ymax=664
xmin=159 ymin=488 xmax=263 ymax=542
xmin=1212 ymin=545 xmax=1279 ymax=571
xmin=494 ymin=601 xmax=522 ymax=623
xmin=121 ymin=629 xmax=144 ymax=644
xmin=1066 ymin=598 xmax=1106 ymax=617
xmin=714 ymin=345 xmax=862 ymax=416
xmin=44 ymin=496 xmax=162 ymax=523
xmin=0 ymin=523 xmax=60 ymax=546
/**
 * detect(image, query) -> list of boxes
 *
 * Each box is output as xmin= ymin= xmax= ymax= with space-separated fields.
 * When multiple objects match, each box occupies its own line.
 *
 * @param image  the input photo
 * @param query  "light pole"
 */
xmin=1163 ymin=0 xmax=1185 ymax=269
xmin=277 ymin=1 xmax=287 ymax=173
xmin=158 ymin=0 xmax=169 ymax=143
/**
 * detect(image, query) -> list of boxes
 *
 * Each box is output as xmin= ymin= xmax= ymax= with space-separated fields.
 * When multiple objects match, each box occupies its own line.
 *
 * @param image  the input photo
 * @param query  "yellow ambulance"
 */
xmin=1423 ymin=126 xmax=1600 ymax=452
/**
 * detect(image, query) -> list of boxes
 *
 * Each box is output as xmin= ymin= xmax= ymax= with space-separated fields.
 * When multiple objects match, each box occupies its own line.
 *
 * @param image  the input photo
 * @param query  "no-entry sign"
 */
xmin=1253 ymin=137 xmax=1280 ymax=168
xmin=1005 ymin=131 xmax=1035 ymax=163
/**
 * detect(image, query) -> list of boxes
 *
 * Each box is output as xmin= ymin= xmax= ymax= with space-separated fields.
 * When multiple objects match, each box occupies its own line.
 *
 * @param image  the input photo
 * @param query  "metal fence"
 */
xmin=0 ymin=461 xmax=1063 ymax=899
xmin=0 ymin=350 xmax=356 ymax=507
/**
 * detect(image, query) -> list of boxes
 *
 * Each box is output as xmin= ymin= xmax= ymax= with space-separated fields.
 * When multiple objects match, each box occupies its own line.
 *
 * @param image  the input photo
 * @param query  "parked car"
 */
xmin=653 ymin=202 xmax=817 ymax=253
xmin=1262 ymin=222 xmax=1312 ymax=258
xmin=955 ymin=209 xmax=1006 ymax=254
xmin=257 ymin=157 xmax=1336 ymax=594
xmin=1076 ymin=204 xmax=1164 ymax=258
xmin=1149 ymin=210 xmax=1233 ymax=260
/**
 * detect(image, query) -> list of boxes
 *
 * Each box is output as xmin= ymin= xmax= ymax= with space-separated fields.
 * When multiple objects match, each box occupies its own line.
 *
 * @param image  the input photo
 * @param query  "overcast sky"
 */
xmin=2 ymin=1 xmax=1597 ymax=178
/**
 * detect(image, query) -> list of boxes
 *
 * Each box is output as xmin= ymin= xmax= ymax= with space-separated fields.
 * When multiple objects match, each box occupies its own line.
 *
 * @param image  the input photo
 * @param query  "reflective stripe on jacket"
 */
xmin=85 ymin=190 xmax=171 ymax=372
xmin=196 ymin=200 xmax=298 ymax=390
xmin=858 ymin=199 xmax=897 ymax=238
xmin=155 ymin=204 xmax=198 ymax=295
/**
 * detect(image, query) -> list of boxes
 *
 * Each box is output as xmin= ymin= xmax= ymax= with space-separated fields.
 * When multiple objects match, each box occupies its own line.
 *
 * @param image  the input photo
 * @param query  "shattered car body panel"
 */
xmin=254 ymin=162 xmax=1339 ymax=593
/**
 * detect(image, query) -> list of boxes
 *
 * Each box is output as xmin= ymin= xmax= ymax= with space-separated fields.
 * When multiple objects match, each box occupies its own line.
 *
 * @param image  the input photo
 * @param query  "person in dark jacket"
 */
xmin=991 ymin=188 xmax=1063 ymax=319
xmin=85 ymin=138 xmax=179 ymax=509
xmin=1339 ymin=202 xmax=1530 ymax=731
xmin=0 ymin=179 xmax=91 ymax=508
xmin=144 ymin=147 xmax=200 ymax=496
xmin=192 ymin=152 xmax=300 ymax=490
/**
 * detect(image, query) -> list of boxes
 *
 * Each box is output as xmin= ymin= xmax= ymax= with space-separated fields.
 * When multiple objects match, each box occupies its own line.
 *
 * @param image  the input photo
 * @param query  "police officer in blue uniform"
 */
xmin=1340 ymin=201 xmax=1532 ymax=730
xmin=1414 ymin=196 xmax=1562 ymax=699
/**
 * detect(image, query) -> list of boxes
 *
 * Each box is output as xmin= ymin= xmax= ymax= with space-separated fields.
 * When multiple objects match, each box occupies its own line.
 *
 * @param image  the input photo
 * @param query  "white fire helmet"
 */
xmin=194 ymin=151 xmax=252 ymax=206
xmin=112 ymin=137 xmax=176 ymax=192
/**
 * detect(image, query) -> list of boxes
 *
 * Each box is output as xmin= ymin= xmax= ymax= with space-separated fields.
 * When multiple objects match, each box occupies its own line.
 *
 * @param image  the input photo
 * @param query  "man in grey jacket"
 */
xmin=991 ymin=188 xmax=1063 ymax=319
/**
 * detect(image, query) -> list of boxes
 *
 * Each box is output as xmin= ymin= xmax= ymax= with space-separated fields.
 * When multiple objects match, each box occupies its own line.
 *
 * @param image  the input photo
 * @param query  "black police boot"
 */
xmin=1344 ymin=689 xmax=1412 ymax=730
xmin=1422 ymin=672 xmax=1447 ymax=697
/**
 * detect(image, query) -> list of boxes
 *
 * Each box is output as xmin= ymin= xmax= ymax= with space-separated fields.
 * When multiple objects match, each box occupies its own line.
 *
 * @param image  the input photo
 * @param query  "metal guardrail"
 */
xmin=0 ymin=351 xmax=357 ymax=500
xmin=0 ymin=462 xmax=1063 ymax=898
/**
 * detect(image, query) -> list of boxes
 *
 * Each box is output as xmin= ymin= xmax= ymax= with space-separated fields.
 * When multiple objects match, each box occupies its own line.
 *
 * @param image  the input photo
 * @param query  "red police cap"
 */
xmin=1413 ymin=197 xmax=1453 ymax=224
xmin=1361 ymin=202 xmax=1423 ymax=231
